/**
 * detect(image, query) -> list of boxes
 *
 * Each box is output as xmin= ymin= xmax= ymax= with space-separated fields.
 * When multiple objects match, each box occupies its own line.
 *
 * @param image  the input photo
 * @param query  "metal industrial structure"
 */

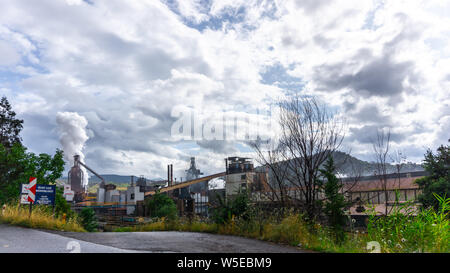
xmin=144 ymin=172 xmax=226 ymax=197
xmin=68 ymin=154 xmax=106 ymax=203
xmin=64 ymin=150 xmax=428 ymax=230
xmin=185 ymin=157 xmax=204 ymax=191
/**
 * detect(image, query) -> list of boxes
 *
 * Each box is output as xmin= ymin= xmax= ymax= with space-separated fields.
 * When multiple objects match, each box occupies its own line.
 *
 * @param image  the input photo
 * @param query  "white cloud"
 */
xmin=0 ymin=41 xmax=20 ymax=66
xmin=0 ymin=0 xmax=448 ymax=178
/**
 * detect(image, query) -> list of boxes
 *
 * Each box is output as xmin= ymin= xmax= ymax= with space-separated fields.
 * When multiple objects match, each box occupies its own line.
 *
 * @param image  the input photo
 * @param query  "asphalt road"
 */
xmin=0 ymin=224 xmax=305 ymax=253
xmin=0 ymin=224 xmax=138 ymax=253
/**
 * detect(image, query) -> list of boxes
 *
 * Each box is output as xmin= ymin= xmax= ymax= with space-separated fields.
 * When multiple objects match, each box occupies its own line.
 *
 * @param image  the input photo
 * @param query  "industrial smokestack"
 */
xmin=225 ymin=158 xmax=228 ymax=174
xmin=168 ymin=165 xmax=170 ymax=186
xmin=171 ymin=164 xmax=173 ymax=186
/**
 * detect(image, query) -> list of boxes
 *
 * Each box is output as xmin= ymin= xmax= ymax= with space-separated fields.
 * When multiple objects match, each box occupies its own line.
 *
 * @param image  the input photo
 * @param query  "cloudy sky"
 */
xmin=1 ymin=0 xmax=449 ymax=179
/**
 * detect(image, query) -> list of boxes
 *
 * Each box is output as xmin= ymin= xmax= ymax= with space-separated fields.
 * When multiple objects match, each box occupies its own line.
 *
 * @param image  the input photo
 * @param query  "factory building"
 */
xmin=63 ymin=151 xmax=430 ymax=231
xmin=126 ymin=177 xmax=145 ymax=215
xmin=225 ymin=157 xmax=255 ymax=197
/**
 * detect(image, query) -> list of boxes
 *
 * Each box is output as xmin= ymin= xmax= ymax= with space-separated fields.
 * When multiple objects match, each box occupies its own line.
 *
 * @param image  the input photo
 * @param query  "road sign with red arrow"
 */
xmin=27 ymin=177 xmax=37 ymax=203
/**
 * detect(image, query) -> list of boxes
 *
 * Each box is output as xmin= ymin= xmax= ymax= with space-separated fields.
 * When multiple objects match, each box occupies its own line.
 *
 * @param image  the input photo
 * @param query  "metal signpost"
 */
xmin=21 ymin=178 xmax=57 ymax=216
xmin=20 ymin=184 xmax=30 ymax=205
xmin=27 ymin=177 xmax=37 ymax=216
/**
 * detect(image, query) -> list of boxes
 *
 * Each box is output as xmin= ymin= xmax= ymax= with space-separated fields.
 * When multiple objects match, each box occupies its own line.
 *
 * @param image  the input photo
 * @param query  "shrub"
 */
xmin=79 ymin=207 xmax=98 ymax=232
xmin=211 ymin=191 xmax=249 ymax=224
xmin=146 ymin=192 xmax=177 ymax=219
xmin=54 ymin=187 xmax=73 ymax=218
xmin=415 ymin=145 xmax=450 ymax=211
xmin=319 ymin=156 xmax=348 ymax=244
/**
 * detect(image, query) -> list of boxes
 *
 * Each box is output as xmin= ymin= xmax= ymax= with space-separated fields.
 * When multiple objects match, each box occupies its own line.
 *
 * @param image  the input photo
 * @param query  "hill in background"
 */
xmin=331 ymin=151 xmax=423 ymax=177
xmin=58 ymin=151 xmax=424 ymax=189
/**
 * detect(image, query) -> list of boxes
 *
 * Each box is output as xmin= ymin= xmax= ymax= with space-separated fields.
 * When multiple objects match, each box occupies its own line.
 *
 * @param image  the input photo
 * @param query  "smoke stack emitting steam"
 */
xmin=56 ymin=112 xmax=89 ymax=188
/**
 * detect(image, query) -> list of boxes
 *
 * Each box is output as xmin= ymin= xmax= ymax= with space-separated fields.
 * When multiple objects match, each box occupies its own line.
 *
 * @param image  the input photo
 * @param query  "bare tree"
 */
xmin=336 ymin=153 xmax=365 ymax=205
xmin=372 ymin=128 xmax=392 ymax=216
xmin=252 ymin=96 xmax=346 ymax=221
xmin=391 ymin=150 xmax=407 ymax=190
xmin=252 ymin=140 xmax=291 ymax=207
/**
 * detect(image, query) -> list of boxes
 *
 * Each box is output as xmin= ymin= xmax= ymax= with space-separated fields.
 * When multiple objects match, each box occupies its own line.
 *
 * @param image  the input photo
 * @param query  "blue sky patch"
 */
xmin=260 ymin=63 xmax=305 ymax=93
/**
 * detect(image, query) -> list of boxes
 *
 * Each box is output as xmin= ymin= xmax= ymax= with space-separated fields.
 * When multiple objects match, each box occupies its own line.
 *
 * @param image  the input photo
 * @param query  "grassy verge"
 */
xmin=0 ymin=202 xmax=85 ymax=232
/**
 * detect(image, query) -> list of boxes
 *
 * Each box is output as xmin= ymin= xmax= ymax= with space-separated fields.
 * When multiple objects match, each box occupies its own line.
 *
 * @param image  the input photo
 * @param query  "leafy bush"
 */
xmin=0 ymin=143 xmax=65 ymax=205
xmin=54 ymin=187 xmax=73 ymax=218
xmin=211 ymin=191 xmax=249 ymax=224
xmin=415 ymin=145 xmax=450 ymax=211
xmin=146 ymin=192 xmax=177 ymax=219
xmin=79 ymin=207 xmax=98 ymax=232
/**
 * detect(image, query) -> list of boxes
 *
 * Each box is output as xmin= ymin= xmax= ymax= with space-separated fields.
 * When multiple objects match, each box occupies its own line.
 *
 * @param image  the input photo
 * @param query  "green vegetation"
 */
xmin=0 ymin=96 xmax=23 ymax=149
xmin=367 ymin=193 xmax=449 ymax=253
xmin=319 ymin=156 xmax=348 ymax=244
xmin=211 ymin=191 xmax=250 ymax=225
xmin=0 ymin=97 xmax=65 ymax=204
xmin=145 ymin=192 xmax=177 ymax=219
xmin=79 ymin=207 xmax=98 ymax=232
xmin=0 ymin=200 xmax=85 ymax=232
xmin=0 ymin=96 xmax=79 ymax=231
xmin=416 ymin=144 xmax=450 ymax=211
xmin=54 ymin=187 xmax=74 ymax=218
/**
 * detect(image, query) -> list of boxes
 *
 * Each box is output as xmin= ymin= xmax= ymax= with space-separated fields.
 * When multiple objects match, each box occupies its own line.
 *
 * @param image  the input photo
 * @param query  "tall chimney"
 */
xmin=168 ymin=165 xmax=170 ymax=186
xmin=170 ymin=164 xmax=173 ymax=186
xmin=225 ymin=158 xmax=228 ymax=174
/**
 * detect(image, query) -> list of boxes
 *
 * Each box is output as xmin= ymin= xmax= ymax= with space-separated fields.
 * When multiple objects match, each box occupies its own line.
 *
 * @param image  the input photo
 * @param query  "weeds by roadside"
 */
xmin=0 ymin=201 xmax=85 ymax=232
xmin=367 ymin=193 xmax=449 ymax=253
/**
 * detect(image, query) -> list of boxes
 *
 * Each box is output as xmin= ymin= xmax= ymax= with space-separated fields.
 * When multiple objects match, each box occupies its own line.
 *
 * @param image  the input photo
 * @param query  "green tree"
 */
xmin=79 ymin=207 xmax=98 ymax=232
xmin=146 ymin=192 xmax=177 ymax=219
xmin=54 ymin=187 xmax=73 ymax=217
xmin=211 ymin=191 xmax=249 ymax=224
xmin=0 ymin=96 xmax=65 ymax=204
xmin=0 ymin=96 xmax=23 ymax=149
xmin=0 ymin=143 xmax=65 ymax=204
xmin=416 ymin=144 xmax=450 ymax=211
xmin=319 ymin=156 xmax=348 ymax=243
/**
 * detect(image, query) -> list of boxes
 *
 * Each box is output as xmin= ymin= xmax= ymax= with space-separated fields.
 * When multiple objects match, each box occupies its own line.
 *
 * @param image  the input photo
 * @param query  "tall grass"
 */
xmin=367 ymin=193 xmax=449 ymax=253
xmin=0 ymin=201 xmax=85 ymax=232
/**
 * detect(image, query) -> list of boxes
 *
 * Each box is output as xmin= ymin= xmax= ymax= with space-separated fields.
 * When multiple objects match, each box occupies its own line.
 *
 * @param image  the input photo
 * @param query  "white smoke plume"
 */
xmin=56 ymin=112 xmax=90 ymax=188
